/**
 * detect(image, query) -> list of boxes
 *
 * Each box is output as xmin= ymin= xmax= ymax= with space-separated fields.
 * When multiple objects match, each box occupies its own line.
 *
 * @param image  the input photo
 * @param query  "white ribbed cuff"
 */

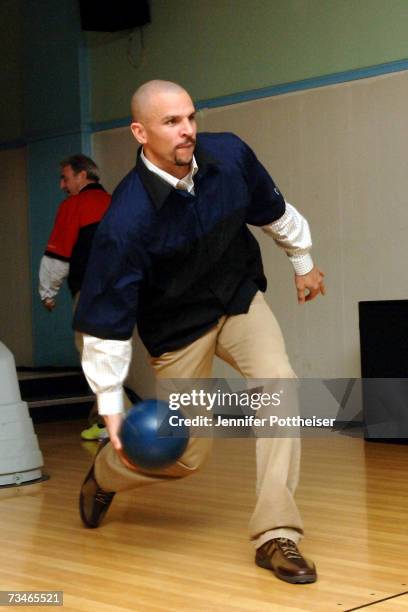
xmin=289 ymin=253 xmax=314 ymax=276
xmin=97 ymin=390 xmax=125 ymax=415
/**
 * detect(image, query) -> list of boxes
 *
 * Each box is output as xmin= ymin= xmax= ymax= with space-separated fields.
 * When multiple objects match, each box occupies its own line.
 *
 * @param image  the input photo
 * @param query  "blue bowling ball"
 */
xmin=120 ymin=399 xmax=189 ymax=469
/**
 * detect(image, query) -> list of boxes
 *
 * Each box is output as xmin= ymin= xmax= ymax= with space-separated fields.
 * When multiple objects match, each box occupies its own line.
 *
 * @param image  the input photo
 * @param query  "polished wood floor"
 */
xmin=0 ymin=421 xmax=407 ymax=611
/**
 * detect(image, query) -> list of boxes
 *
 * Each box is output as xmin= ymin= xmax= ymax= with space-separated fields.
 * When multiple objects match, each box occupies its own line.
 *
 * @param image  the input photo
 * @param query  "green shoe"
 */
xmin=81 ymin=423 xmax=107 ymax=441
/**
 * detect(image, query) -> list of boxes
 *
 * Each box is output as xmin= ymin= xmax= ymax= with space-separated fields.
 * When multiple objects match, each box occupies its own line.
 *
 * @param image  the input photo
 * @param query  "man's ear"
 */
xmin=130 ymin=122 xmax=146 ymax=145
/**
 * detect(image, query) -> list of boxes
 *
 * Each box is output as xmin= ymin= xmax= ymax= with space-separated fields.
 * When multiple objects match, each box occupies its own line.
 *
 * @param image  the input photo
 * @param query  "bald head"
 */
xmin=130 ymin=79 xmax=197 ymax=179
xmin=131 ymin=80 xmax=189 ymax=123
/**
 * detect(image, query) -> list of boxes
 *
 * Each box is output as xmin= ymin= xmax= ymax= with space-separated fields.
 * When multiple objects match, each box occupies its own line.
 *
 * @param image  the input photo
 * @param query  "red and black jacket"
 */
xmin=45 ymin=183 xmax=111 ymax=296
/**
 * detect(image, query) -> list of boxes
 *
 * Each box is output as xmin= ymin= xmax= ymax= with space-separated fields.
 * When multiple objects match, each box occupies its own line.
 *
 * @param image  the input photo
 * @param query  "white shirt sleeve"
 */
xmin=81 ymin=334 xmax=133 ymax=415
xmin=38 ymin=255 xmax=70 ymax=300
xmin=261 ymin=202 xmax=314 ymax=276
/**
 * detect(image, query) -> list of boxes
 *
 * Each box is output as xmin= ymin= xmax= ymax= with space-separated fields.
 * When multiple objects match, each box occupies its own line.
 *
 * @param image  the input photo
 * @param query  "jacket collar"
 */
xmin=136 ymin=140 xmax=219 ymax=210
xmin=80 ymin=182 xmax=106 ymax=193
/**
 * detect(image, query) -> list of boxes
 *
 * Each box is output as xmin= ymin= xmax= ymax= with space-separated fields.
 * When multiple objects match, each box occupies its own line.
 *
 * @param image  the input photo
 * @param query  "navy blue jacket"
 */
xmin=73 ymin=132 xmax=286 ymax=356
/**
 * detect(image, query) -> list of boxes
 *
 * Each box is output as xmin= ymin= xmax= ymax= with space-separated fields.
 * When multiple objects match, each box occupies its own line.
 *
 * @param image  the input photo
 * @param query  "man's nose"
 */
xmin=181 ymin=118 xmax=194 ymax=137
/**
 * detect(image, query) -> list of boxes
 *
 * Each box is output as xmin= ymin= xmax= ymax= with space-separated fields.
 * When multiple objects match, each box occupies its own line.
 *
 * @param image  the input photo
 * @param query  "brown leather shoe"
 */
xmin=255 ymin=538 xmax=317 ymax=584
xmin=79 ymin=439 xmax=115 ymax=528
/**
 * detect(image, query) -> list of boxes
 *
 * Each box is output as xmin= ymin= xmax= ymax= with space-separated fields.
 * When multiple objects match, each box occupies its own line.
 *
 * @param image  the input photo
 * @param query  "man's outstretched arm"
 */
xmin=261 ymin=202 xmax=326 ymax=303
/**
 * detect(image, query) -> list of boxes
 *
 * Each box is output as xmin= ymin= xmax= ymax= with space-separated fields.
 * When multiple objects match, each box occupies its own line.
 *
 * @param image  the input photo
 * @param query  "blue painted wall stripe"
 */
xmin=91 ymin=116 xmax=132 ymax=133
xmin=196 ymin=58 xmax=408 ymax=109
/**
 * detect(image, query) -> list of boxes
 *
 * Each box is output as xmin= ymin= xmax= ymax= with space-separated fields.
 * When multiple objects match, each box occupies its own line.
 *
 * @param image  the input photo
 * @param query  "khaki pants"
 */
xmin=95 ymin=292 xmax=303 ymax=547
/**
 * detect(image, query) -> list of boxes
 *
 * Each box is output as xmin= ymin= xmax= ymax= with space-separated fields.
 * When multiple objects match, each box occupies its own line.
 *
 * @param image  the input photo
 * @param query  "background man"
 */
xmin=39 ymin=154 xmax=111 ymax=440
xmin=74 ymin=80 xmax=325 ymax=584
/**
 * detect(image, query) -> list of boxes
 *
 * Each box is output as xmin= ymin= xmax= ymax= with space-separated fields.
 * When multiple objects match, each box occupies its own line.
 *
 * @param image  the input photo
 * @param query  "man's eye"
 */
xmin=166 ymin=119 xmax=175 ymax=125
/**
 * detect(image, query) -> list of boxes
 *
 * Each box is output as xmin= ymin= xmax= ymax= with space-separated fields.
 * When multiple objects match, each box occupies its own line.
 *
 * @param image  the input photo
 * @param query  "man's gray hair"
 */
xmin=60 ymin=154 xmax=100 ymax=182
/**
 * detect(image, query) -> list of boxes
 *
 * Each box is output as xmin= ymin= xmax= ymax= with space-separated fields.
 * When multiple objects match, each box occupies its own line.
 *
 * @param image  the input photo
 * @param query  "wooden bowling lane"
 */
xmin=0 ymin=421 xmax=407 ymax=611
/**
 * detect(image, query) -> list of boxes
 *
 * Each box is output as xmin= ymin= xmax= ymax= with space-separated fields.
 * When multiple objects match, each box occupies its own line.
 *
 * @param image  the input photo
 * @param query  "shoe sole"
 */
xmin=255 ymin=557 xmax=317 ymax=584
xmin=79 ymin=465 xmax=99 ymax=528
xmin=79 ymin=439 xmax=112 ymax=528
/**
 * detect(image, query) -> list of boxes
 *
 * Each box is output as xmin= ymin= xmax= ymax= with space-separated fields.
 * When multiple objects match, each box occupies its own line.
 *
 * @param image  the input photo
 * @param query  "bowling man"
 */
xmin=75 ymin=80 xmax=325 ymax=584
